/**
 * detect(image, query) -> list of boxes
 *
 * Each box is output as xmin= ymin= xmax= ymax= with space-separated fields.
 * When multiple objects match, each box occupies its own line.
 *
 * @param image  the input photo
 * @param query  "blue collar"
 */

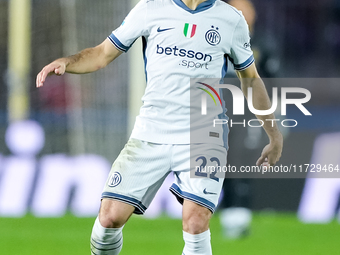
xmin=172 ymin=0 xmax=216 ymax=14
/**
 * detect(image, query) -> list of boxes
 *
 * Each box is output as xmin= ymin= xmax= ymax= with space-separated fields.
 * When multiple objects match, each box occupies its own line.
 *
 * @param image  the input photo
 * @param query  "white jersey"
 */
xmin=108 ymin=0 xmax=254 ymax=146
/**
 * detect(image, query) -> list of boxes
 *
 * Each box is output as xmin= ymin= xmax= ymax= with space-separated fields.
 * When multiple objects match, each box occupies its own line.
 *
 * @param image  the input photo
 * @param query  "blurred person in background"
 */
xmin=219 ymin=0 xmax=281 ymax=239
xmin=36 ymin=0 xmax=283 ymax=254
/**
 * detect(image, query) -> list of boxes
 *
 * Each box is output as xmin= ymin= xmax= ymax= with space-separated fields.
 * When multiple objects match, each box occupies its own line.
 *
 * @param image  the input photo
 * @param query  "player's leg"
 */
xmin=91 ymin=138 xmax=172 ymax=255
xmin=182 ymin=199 xmax=213 ymax=255
xmin=91 ymin=199 xmax=134 ymax=255
xmin=170 ymin=143 xmax=227 ymax=255
xmin=98 ymin=198 xmax=134 ymax=228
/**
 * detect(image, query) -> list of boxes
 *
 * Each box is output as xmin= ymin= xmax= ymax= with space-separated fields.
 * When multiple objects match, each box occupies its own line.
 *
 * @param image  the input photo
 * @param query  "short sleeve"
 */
xmin=108 ymin=0 xmax=148 ymax=52
xmin=229 ymin=15 xmax=255 ymax=71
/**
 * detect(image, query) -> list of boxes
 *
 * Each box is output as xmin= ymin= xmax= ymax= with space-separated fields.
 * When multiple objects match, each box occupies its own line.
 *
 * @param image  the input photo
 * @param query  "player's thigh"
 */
xmin=102 ymin=138 xmax=171 ymax=214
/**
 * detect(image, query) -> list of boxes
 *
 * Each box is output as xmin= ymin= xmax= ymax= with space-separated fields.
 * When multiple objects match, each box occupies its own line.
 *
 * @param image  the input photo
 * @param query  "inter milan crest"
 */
xmin=108 ymin=172 xmax=122 ymax=187
xmin=205 ymin=26 xmax=221 ymax=46
xmin=184 ymin=23 xmax=197 ymax=38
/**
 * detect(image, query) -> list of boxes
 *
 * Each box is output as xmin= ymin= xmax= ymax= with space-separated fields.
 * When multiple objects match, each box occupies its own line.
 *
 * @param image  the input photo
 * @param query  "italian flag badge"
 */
xmin=183 ymin=23 xmax=197 ymax=38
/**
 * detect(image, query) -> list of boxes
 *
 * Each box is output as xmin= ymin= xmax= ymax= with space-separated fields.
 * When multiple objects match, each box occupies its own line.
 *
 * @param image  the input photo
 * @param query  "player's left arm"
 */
xmin=236 ymin=63 xmax=283 ymax=167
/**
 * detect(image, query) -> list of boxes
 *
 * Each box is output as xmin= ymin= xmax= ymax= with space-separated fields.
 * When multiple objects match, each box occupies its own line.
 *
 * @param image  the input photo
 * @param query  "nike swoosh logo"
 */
xmin=157 ymin=27 xmax=175 ymax=32
xmin=203 ymin=188 xmax=217 ymax=195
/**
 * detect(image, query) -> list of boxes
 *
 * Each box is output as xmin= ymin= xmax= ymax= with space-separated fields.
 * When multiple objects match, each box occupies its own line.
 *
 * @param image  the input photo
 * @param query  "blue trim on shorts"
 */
xmin=169 ymin=184 xmax=216 ymax=213
xmin=102 ymin=192 xmax=147 ymax=215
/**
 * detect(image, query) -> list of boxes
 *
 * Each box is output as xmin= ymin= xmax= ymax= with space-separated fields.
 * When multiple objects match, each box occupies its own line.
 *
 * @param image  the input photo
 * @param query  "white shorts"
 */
xmin=102 ymin=138 xmax=227 ymax=214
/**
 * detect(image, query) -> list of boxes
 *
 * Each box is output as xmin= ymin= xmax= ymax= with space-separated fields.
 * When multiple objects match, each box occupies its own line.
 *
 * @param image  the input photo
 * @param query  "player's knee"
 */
xmin=98 ymin=199 xmax=134 ymax=228
xmin=98 ymin=212 xmax=125 ymax=228
xmin=183 ymin=218 xmax=208 ymax=234
xmin=182 ymin=201 xmax=212 ymax=234
xmin=183 ymin=212 xmax=211 ymax=234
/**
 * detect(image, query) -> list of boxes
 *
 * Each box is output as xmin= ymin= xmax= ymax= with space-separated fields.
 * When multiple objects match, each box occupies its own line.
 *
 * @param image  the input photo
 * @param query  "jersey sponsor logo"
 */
xmin=156 ymin=44 xmax=212 ymax=69
xmin=203 ymin=188 xmax=217 ymax=195
xmin=156 ymin=44 xmax=212 ymax=62
xmin=183 ymin=23 xmax=197 ymax=38
xmin=108 ymin=172 xmax=122 ymax=187
xmin=157 ymin=27 xmax=175 ymax=32
xmin=205 ymin=26 xmax=221 ymax=46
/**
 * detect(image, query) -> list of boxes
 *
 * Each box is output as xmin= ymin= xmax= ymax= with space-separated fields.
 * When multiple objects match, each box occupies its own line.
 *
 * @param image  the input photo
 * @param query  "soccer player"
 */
xmin=36 ymin=0 xmax=283 ymax=254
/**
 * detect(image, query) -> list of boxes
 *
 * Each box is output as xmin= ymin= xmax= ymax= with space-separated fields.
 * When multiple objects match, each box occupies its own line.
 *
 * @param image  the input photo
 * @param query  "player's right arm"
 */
xmin=36 ymin=38 xmax=122 ymax=87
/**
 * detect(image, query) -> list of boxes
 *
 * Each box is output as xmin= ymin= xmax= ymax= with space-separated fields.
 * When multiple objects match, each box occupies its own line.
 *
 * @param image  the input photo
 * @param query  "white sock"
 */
xmin=90 ymin=217 xmax=123 ymax=255
xmin=182 ymin=229 xmax=212 ymax=255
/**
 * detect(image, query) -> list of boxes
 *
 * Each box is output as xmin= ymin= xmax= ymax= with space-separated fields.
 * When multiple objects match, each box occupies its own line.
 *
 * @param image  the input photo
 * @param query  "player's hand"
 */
xmin=256 ymin=135 xmax=283 ymax=167
xmin=36 ymin=59 xmax=67 ymax=88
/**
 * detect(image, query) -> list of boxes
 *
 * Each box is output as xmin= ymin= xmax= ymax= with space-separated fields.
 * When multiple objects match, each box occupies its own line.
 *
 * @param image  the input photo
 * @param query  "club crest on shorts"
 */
xmin=205 ymin=26 xmax=221 ymax=46
xmin=108 ymin=172 xmax=122 ymax=187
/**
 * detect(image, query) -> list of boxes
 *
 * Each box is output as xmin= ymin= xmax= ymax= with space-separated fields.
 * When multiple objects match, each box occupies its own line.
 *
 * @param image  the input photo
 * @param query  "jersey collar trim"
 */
xmin=172 ymin=0 xmax=216 ymax=14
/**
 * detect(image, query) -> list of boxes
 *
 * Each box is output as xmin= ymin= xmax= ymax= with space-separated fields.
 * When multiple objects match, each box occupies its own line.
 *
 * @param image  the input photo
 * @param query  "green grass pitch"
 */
xmin=0 ymin=213 xmax=339 ymax=255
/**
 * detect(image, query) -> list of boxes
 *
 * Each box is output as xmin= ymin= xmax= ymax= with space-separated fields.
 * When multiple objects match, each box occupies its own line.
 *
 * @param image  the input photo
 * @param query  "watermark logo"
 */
xmin=197 ymin=82 xmax=222 ymax=115
xmin=197 ymin=82 xmax=312 ymax=128
xmin=200 ymin=83 xmax=311 ymax=116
